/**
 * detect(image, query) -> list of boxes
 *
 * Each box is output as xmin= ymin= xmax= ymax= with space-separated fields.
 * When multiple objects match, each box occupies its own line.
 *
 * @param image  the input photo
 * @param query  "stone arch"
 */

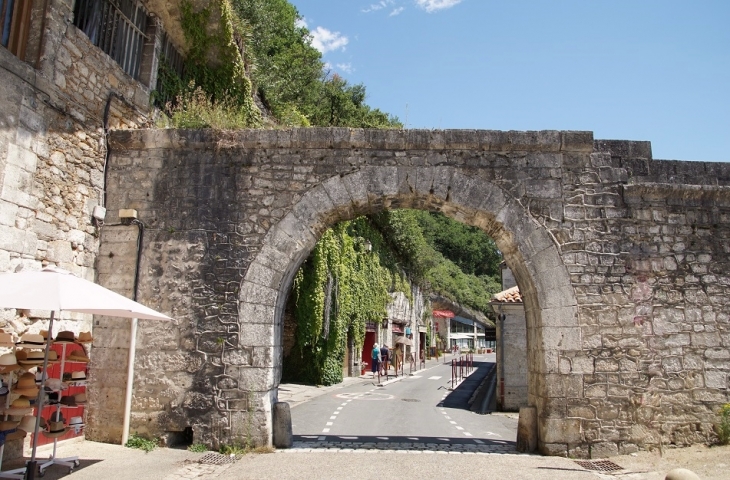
xmin=240 ymin=165 xmax=579 ymax=450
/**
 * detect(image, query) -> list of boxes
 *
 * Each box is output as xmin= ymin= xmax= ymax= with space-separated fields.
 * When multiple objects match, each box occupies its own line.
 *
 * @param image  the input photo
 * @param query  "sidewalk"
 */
xmin=278 ymin=354 xmax=454 ymax=406
xmin=5 ymin=354 xmax=728 ymax=479
xmin=12 ymin=437 xmax=730 ymax=480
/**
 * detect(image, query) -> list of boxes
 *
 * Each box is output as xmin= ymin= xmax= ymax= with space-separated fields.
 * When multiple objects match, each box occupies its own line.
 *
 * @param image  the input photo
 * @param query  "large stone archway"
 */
xmin=88 ymin=128 xmax=730 ymax=458
xmin=240 ymin=166 xmax=580 ymax=452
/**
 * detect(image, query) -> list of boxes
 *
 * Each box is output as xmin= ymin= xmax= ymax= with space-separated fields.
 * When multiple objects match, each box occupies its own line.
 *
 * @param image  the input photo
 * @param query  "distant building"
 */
xmin=490 ymin=266 xmax=528 ymax=412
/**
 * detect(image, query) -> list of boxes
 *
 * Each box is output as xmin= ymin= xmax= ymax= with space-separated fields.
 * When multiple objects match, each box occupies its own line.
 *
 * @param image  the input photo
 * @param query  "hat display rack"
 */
xmin=0 ymin=331 xmax=42 ymax=479
xmin=34 ymin=330 xmax=91 ymax=477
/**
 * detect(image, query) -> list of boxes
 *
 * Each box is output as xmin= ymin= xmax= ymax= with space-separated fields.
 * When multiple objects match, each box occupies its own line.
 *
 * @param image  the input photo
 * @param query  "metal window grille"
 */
xmin=1 ymin=0 xmax=32 ymax=59
xmin=154 ymin=32 xmax=185 ymax=106
xmin=160 ymin=32 xmax=184 ymax=79
xmin=72 ymin=0 xmax=149 ymax=79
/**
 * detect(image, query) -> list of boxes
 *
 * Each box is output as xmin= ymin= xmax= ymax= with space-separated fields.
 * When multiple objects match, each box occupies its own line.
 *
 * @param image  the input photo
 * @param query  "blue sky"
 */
xmin=288 ymin=0 xmax=729 ymax=162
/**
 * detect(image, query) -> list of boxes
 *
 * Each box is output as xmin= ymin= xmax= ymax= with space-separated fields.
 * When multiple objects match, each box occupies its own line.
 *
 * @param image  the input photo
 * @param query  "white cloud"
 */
xmin=295 ymin=18 xmax=307 ymax=29
xmin=309 ymin=26 xmax=349 ymax=53
xmin=415 ymin=0 xmax=462 ymax=13
xmin=337 ymin=63 xmax=354 ymax=74
xmin=389 ymin=7 xmax=405 ymax=16
xmin=363 ymin=1 xmax=396 ymax=13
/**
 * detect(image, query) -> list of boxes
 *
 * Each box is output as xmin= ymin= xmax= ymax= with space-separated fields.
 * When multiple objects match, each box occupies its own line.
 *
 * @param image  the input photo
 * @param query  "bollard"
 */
xmin=273 ymin=402 xmax=293 ymax=448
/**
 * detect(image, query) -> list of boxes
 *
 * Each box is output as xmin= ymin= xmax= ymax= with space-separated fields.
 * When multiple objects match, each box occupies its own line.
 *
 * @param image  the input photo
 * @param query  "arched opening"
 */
xmin=240 ymin=166 xmax=579 ymax=451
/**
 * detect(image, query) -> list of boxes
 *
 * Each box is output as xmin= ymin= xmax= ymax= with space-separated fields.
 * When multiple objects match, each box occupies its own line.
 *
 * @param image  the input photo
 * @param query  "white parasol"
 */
xmin=0 ymin=266 xmax=171 ymax=479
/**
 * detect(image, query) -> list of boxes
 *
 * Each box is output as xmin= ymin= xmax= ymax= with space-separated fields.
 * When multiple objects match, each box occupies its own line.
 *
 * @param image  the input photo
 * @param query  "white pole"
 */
xmin=121 ymin=317 xmax=138 ymax=445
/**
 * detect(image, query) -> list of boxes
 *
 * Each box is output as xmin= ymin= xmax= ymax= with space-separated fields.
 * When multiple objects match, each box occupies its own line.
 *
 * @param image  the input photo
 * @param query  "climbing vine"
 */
xmin=160 ymin=0 xmax=261 ymax=127
xmin=285 ymin=217 xmax=412 ymax=385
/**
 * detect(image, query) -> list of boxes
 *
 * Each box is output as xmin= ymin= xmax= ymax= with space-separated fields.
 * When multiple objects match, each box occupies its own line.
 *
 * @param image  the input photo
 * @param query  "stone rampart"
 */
xmin=95 ymin=127 xmax=729 ymax=457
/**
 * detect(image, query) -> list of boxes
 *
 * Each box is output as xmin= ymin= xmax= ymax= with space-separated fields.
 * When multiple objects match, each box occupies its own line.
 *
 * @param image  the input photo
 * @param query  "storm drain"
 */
xmin=574 ymin=460 xmax=624 ymax=472
xmin=401 ymin=398 xmax=420 ymax=402
xmin=198 ymin=453 xmax=240 ymax=465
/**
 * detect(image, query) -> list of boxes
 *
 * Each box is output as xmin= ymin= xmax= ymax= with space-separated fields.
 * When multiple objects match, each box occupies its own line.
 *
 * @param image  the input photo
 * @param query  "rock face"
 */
xmin=93 ymin=128 xmax=729 ymax=457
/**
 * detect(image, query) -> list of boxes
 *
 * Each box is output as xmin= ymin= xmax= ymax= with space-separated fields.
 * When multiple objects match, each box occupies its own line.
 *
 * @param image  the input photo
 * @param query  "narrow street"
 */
xmin=289 ymin=354 xmax=518 ymax=453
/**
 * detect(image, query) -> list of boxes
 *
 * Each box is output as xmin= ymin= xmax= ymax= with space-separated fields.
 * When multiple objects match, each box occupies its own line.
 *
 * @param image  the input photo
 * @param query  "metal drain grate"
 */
xmin=199 ymin=453 xmax=240 ymax=465
xmin=575 ymin=460 xmax=624 ymax=472
xmin=401 ymin=398 xmax=420 ymax=402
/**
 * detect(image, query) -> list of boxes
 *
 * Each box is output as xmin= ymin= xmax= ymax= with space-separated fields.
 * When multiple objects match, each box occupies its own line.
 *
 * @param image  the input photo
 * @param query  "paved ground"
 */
xmin=3 ymin=354 xmax=728 ymax=479
xmin=15 ymin=440 xmax=730 ymax=480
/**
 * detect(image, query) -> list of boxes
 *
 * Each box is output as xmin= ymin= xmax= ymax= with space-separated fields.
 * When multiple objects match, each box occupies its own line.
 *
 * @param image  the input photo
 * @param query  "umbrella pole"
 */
xmin=26 ymin=310 xmax=54 ymax=480
xmin=121 ymin=317 xmax=138 ymax=446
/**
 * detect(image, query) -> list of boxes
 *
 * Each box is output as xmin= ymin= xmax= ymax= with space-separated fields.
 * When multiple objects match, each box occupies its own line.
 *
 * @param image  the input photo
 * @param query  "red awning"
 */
xmin=432 ymin=310 xmax=455 ymax=318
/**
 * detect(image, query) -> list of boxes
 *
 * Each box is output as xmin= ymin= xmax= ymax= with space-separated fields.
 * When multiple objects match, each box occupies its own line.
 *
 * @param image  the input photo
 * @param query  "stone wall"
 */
xmin=494 ymin=303 xmax=528 ymax=411
xmin=98 ymin=127 xmax=729 ymax=457
xmin=0 ymin=0 xmax=158 ymax=456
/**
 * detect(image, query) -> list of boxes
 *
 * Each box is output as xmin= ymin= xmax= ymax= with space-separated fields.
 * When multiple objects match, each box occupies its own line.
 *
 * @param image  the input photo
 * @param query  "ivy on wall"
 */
xmin=284 ymin=217 xmax=412 ymax=385
xmin=159 ymin=0 xmax=261 ymax=127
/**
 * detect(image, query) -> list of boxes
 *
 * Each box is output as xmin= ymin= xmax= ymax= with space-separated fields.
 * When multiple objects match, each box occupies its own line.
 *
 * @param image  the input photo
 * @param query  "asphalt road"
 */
xmin=291 ymin=356 xmax=517 ymax=452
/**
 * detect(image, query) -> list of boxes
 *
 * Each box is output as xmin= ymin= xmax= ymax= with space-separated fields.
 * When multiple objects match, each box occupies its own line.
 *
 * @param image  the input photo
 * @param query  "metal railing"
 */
xmin=451 ymin=353 xmax=474 ymax=389
xmin=73 ymin=0 xmax=149 ymax=79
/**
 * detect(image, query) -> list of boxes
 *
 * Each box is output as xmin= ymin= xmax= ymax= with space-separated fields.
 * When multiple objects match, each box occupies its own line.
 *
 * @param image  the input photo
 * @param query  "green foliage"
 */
xmin=155 ymin=0 xmax=400 ymax=129
xmin=161 ymin=0 xmax=261 ymax=128
xmin=717 ymin=403 xmax=730 ymax=445
xmin=187 ymin=443 xmax=209 ymax=452
xmin=414 ymin=211 xmax=502 ymax=279
xmin=372 ymin=210 xmax=502 ymax=316
xmin=220 ymin=443 xmax=248 ymax=455
xmin=304 ymin=74 xmax=402 ymax=128
xmin=164 ymin=85 xmax=258 ymax=129
xmin=125 ymin=434 xmax=158 ymax=453
xmin=285 ymin=218 xmax=408 ymax=385
xmin=230 ymin=1 xmax=401 ymax=128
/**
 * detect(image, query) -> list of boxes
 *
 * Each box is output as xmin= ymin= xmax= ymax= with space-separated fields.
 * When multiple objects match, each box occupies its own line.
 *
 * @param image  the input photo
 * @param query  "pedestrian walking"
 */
xmin=371 ymin=343 xmax=380 ymax=376
xmin=379 ymin=344 xmax=389 ymax=375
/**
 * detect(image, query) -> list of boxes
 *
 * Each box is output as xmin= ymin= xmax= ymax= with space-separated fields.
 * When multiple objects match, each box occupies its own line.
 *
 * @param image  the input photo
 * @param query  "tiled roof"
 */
xmin=491 ymin=285 xmax=522 ymax=303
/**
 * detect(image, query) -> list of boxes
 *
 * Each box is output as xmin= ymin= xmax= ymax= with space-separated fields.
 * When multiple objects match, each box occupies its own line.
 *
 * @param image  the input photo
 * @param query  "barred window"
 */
xmin=154 ymin=32 xmax=186 ymax=107
xmin=1 ymin=0 xmax=33 ymax=59
xmin=73 ymin=0 xmax=149 ymax=79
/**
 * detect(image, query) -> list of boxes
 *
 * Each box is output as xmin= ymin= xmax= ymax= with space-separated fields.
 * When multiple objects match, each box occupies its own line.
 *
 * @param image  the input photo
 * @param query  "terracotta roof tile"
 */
xmin=492 ymin=286 xmax=522 ymax=303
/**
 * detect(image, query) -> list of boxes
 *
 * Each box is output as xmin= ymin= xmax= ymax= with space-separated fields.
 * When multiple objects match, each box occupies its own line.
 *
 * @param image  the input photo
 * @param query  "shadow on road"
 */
xmin=293 ymin=433 xmax=515 ymax=453
xmin=438 ymin=360 xmax=494 ymax=410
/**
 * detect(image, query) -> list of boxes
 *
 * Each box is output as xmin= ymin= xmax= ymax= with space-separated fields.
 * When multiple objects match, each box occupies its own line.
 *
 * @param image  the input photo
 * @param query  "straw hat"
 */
xmin=17 ymin=350 xmax=45 ymax=366
xmin=44 ymin=378 xmax=64 ymax=392
xmin=67 ymin=350 xmax=90 ymax=363
xmin=49 ymin=411 xmax=65 ymax=423
xmin=4 ymin=397 xmax=32 ymax=415
xmin=71 ymin=370 xmax=86 ymax=381
xmin=18 ymin=415 xmax=38 ymax=433
xmin=76 ymin=332 xmax=93 ymax=343
xmin=68 ymin=416 xmax=83 ymax=426
xmin=54 ymin=331 xmax=76 ymax=343
xmin=69 ymin=416 xmax=84 ymax=434
xmin=43 ymin=421 xmax=68 ymax=438
xmin=16 ymin=333 xmax=47 ymax=349
xmin=47 ymin=350 xmax=59 ymax=363
xmin=6 ymin=428 xmax=26 ymax=441
xmin=10 ymin=398 xmax=30 ymax=409
xmin=46 ymin=391 xmax=61 ymax=405
xmin=0 ymin=353 xmax=18 ymax=373
xmin=0 ymin=332 xmax=15 ymax=347
xmin=74 ymin=393 xmax=87 ymax=405
xmin=13 ymin=373 xmax=39 ymax=397
xmin=0 ymin=420 xmax=18 ymax=432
